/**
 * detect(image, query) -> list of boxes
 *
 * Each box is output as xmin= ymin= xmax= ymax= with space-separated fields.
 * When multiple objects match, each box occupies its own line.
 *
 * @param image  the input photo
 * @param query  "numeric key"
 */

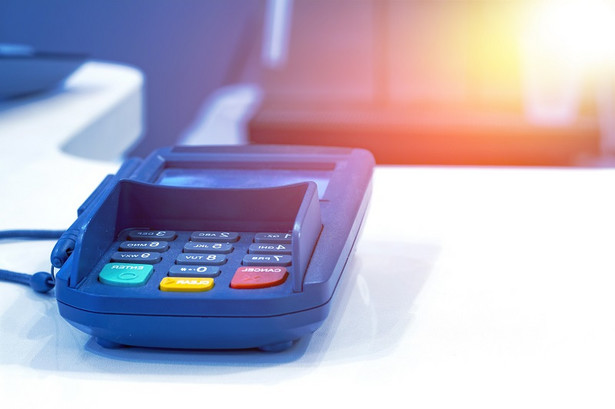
xmin=176 ymin=253 xmax=227 ymax=266
xmin=128 ymin=230 xmax=176 ymax=241
xmin=191 ymin=231 xmax=239 ymax=242
xmin=111 ymin=251 xmax=161 ymax=264
xmin=242 ymin=254 xmax=292 ymax=266
xmin=183 ymin=242 xmax=233 ymax=254
xmin=254 ymin=232 xmax=292 ymax=244
xmin=248 ymin=243 xmax=291 ymax=255
xmin=119 ymin=241 xmax=168 ymax=252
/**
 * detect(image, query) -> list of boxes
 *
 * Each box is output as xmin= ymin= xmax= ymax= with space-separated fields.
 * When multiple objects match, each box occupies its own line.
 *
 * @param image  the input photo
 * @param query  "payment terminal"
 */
xmin=51 ymin=145 xmax=374 ymax=351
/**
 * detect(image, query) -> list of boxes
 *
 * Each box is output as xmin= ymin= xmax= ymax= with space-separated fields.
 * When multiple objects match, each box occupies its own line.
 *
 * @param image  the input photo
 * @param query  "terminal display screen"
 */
xmin=156 ymin=168 xmax=332 ymax=199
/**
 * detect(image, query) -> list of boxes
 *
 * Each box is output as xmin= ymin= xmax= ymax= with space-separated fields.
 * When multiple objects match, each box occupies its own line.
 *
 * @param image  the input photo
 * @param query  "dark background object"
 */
xmin=248 ymin=0 xmax=601 ymax=166
xmin=0 ymin=45 xmax=87 ymax=99
xmin=1 ymin=0 xmax=603 ymax=165
xmin=0 ymin=0 xmax=265 ymax=157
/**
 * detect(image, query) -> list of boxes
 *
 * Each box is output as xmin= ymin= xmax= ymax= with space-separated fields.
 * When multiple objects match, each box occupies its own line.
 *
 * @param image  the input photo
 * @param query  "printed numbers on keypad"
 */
xmin=184 ymin=242 xmax=233 ymax=254
xmin=191 ymin=231 xmax=239 ymax=242
xmin=176 ymin=253 xmax=227 ymax=266
xmin=119 ymin=241 xmax=169 ymax=252
xmin=98 ymin=230 xmax=294 ymax=291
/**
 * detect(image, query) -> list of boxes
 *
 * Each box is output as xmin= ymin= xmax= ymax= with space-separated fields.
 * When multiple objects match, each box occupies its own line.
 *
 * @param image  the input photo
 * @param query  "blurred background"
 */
xmin=2 ymin=0 xmax=615 ymax=166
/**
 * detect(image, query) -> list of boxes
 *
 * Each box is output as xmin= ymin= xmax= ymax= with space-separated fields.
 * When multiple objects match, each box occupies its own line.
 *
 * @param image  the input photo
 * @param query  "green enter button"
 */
xmin=99 ymin=263 xmax=154 ymax=287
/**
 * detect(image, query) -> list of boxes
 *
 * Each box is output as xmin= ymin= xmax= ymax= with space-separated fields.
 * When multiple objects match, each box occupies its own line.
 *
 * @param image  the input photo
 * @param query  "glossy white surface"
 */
xmin=2 ymin=159 xmax=615 ymax=405
xmin=0 ymin=61 xmax=142 ymax=234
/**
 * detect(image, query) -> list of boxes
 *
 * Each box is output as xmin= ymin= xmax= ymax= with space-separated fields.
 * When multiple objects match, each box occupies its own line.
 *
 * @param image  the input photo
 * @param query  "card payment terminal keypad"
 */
xmin=98 ymin=230 xmax=292 ymax=291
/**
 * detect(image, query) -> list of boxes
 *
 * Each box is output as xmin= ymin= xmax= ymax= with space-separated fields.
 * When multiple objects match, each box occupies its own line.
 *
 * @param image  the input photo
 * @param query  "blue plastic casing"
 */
xmin=53 ymin=145 xmax=374 ymax=351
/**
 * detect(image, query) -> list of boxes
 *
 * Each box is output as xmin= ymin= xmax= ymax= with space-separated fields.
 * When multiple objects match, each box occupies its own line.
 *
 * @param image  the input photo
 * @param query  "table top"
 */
xmin=1 ymin=156 xmax=615 ymax=405
xmin=0 ymin=61 xmax=143 ymax=232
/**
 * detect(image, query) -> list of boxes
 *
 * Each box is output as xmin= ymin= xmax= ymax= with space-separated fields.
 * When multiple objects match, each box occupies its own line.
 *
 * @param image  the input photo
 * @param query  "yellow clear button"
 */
xmin=159 ymin=277 xmax=214 ymax=292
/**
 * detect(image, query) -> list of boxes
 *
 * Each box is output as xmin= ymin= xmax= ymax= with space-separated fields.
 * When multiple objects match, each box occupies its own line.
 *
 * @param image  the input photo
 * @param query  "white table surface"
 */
xmin=0 ymin=60 xmax=143 ymax=229
xmin=2 ymin=150 xmax=615 ymax=406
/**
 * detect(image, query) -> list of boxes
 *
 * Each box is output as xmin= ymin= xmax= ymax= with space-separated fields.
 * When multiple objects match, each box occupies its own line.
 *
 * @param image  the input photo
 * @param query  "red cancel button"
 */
xmin=230 ymin=266 xmax=288 ymax=289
